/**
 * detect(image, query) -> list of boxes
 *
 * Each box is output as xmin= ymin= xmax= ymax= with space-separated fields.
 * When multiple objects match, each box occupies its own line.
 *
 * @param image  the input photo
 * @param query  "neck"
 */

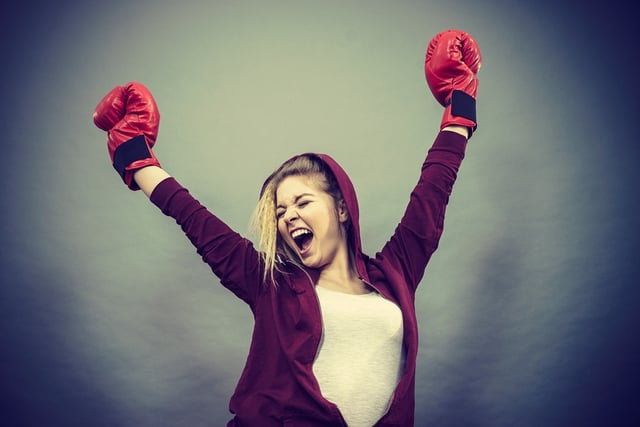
xmin=317 ymin=252 xmax=368 ymax=294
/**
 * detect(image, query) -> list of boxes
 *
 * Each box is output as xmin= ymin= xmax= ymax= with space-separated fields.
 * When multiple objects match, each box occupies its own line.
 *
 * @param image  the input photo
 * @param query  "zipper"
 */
xmin=289 ymin=262 xmax=324 ymax=365
xmin=359 ymin=274 xmax=405 ymax=419
xmin=294 ymin=263 xmax=350 ymax=426
xmin=359 ymin=274 xmax=394 ymax=304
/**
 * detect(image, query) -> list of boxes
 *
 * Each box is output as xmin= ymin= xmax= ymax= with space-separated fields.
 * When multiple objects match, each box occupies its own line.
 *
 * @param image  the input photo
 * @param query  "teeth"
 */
xmin=291 ymin=229 xmax=311 ymax=239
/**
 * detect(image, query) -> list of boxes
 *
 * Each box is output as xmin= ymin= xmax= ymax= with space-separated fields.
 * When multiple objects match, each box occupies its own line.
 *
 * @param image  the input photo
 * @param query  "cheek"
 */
xmin=277 ymin=220 xmax=289 ymax=241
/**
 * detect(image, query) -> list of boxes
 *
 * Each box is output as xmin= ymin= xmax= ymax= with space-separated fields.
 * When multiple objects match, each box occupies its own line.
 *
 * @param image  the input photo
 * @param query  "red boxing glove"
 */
xmin=93 ymin=82 xmax=161 ymax=190
xmin=425 ymin=29 xmax=482 ymax=136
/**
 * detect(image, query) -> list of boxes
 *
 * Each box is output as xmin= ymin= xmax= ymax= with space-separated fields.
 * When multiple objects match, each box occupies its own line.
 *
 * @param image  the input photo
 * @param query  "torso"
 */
xmin=312 ymin=284 xmax=405 ymax=427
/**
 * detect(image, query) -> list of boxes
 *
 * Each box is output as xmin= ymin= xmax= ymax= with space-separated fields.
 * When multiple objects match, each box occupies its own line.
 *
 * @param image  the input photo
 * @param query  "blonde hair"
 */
xmin=249 ymin=154 xmax=345 ymax=286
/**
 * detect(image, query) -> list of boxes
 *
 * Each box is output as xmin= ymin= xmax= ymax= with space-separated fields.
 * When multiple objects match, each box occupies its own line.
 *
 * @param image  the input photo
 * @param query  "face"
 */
xmin=275 ymin=174 xmax=349 ymax=269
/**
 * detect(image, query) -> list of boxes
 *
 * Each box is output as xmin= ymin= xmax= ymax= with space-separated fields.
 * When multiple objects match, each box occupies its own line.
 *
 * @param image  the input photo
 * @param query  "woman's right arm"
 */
xmin=93 ymin=82 xmax=264 ymax=307
xmin=146 ymin=173 xmax=264 ymax=307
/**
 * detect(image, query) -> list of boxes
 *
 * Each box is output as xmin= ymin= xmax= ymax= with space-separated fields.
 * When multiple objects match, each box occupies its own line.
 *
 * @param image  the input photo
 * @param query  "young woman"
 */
xmin=93 ymin=29 xmax=481 ymax=427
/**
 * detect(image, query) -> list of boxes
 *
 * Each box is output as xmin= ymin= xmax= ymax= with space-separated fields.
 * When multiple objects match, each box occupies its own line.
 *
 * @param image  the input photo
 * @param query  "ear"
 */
xmin=337 ymin=199 xmax=349 ymax=223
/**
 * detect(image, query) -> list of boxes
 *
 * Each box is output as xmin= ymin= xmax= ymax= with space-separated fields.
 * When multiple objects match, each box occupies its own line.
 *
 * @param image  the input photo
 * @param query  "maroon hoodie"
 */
xmin=150 ymin=131 xmax=467 ymax=426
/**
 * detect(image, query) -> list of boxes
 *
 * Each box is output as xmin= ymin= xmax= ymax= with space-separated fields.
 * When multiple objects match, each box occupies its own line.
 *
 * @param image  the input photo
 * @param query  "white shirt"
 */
xmin=312 ymin=285 xmax=405 ymax=427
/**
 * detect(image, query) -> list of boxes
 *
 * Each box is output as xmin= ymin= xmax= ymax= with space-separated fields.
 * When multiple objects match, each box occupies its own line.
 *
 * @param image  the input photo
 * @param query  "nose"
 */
xmin=283 ymin=206 xmax=299 ymax=223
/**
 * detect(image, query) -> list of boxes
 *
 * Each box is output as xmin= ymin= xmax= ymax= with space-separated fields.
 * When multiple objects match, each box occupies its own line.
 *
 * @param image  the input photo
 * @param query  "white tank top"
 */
xmin=312 ymin=285 xmax=405 ymax=427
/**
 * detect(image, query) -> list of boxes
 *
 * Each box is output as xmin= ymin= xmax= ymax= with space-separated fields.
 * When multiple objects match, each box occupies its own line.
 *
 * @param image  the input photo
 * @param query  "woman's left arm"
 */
xmin=376 ymin=127 xmax=468 ymax=290
xmin=376 ymin=29 xmax=482 ymax=290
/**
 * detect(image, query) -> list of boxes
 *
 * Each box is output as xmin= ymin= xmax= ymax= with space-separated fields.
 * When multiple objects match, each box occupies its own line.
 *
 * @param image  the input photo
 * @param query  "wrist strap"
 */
xmin=449 ymin=90 xmax=476 ymax=124
xmin=112 ymin=135 xmax=152 ymax=181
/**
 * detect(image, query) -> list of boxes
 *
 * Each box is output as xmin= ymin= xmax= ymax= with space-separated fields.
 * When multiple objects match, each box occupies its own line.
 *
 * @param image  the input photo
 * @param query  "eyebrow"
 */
xmin=276 ymin=193 xmax=313 ymax=210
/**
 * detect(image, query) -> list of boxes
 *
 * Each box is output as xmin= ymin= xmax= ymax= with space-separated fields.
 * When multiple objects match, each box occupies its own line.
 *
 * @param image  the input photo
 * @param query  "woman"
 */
xmin=93 ymin=29 xmax=481 ymax=427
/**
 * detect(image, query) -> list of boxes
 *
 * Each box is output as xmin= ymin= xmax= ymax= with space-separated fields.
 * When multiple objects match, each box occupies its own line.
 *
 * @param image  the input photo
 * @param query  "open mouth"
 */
xmin=291 ymin=228 xmax=313 ymax=253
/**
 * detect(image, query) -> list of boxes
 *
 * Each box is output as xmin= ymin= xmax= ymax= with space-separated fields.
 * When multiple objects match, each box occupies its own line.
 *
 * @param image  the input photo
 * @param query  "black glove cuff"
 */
xmin=112 ymin=134 xmax=152 ymax=181
xmin=450 ymin=90 xmax=477 ymax=124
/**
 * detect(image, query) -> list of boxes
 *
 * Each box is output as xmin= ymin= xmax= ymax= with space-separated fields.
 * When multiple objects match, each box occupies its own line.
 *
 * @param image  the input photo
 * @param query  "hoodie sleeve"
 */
xmin=149 ymin=177 xmax=264 ymax=308
xmin=376 ymin=130 xmax=467 ymax=292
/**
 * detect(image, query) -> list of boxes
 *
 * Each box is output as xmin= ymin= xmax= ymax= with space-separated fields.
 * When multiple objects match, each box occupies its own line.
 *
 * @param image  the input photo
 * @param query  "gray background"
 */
xmin=1 ymin=1 xmax=638 ymax=426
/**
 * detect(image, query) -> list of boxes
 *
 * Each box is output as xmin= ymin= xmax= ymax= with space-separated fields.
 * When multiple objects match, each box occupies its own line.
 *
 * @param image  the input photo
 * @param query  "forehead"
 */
xmin=276 ymin=174 xmax=324 ymax=203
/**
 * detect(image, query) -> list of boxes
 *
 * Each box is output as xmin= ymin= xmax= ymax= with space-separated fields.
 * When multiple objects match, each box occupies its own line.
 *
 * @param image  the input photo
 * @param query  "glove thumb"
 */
xmin=93 ymin=86 xmax=127 ymax=131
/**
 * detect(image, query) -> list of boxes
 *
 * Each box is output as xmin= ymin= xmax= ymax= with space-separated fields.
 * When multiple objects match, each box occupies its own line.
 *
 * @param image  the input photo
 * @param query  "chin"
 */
xmin=300 ymin=257 xmax=327 ymax=270
xmin=300 ymin=258 xmax=317 ymax=268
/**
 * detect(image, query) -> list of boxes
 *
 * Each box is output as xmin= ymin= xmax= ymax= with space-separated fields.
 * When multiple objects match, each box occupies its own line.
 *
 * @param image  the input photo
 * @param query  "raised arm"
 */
xmin=377 ymin=29 xmax=481 ymax=290
xmin=92 ymin=83 xmax=263 ymax=306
